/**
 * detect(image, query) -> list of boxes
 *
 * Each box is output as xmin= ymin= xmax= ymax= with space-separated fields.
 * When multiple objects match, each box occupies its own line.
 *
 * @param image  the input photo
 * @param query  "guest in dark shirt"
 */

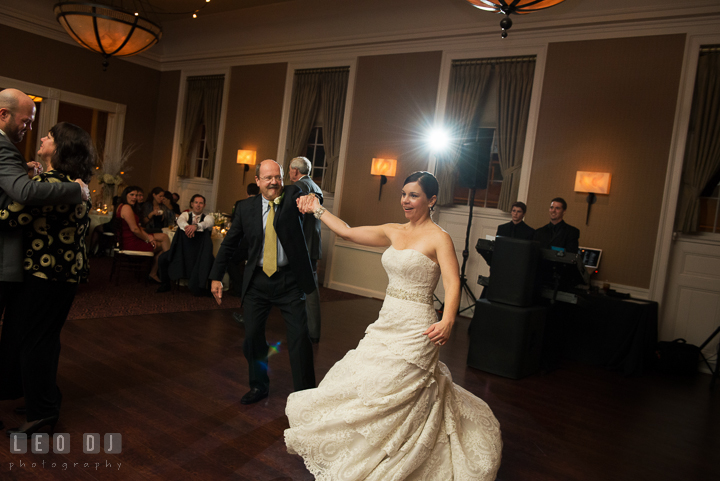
xmin=533 ymin=197 xmax=580 ymax=253
xmin=496 ymin=201 xmax=535 ymax=240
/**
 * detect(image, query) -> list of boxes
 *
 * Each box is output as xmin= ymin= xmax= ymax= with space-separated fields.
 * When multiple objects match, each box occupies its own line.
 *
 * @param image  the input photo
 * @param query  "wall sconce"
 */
xmin=237 ymin=149 xmax=257 ymax=183
xmin=574 ymin=171 xmax=611 ymax=225
xmin=371 ymin=158 xmax=397 ymax=200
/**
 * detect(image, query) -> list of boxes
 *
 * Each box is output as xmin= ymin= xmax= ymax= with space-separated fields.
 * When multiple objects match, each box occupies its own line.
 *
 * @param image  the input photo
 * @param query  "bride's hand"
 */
xmin=423 ymin=320 xmax=453 ymax=347
xmin=296 ymin=194 xmax=320 ymax=214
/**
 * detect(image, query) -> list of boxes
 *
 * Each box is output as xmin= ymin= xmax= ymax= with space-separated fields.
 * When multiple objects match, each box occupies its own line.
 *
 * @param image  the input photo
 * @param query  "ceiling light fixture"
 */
xmin=464 ymin=0 xmax=566 ymax=38
xmin=54 ymin=1 xmax=162 ymax=70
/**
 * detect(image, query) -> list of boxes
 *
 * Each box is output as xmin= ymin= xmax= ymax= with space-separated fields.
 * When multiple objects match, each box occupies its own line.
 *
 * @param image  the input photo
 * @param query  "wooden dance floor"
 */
xmin=1 ymin=297 xmax=718 ymax=480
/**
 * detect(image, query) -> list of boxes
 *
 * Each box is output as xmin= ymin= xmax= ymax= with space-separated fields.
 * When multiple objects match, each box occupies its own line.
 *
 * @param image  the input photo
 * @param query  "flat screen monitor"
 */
xmin=579 ymin=247 xmax=602 ymax=269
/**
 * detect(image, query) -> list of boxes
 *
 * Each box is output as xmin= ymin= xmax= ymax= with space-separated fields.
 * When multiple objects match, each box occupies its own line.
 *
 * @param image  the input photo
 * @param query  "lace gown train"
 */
xmin=285 ymin=246 xmax=502 ymax=480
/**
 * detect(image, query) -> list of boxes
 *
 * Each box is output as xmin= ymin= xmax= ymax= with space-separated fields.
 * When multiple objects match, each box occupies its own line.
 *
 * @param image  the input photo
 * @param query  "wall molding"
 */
xmin=3 ymin=3 xmax=719 ymax=73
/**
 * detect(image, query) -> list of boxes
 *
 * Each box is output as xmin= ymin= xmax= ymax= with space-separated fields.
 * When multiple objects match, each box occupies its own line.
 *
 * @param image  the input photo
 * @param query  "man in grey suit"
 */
xmin=289 ymin=156 xmax=323 ymax=343
xmin=0 ymin=89 xmax=88 ymax=428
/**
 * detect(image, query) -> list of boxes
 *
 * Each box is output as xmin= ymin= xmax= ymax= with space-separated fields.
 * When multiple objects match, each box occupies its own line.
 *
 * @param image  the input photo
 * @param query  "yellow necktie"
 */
xmin=263 ymin=203 xmax=277 ymax=276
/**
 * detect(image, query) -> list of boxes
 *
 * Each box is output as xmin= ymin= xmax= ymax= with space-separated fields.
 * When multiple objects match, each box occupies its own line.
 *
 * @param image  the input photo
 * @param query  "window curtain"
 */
xmin=676 ymin=50 xmax=720 ymax=233
xmin=201 ymin=78 xmax=224 ymax=180
xmin=178 ymin=75 xmax=224 ymax=179
xmin=496 ymin=59 xmax=535 ymax=212
xmin=436 ymin=62 xmax=493 ymax=206
xmin=319 ymin=69 xmax=349 ymax=192
xmin=283 ymin=67 xmax=349 ymax=192
xmin=283 ymin=71 xmax=321 ymax=181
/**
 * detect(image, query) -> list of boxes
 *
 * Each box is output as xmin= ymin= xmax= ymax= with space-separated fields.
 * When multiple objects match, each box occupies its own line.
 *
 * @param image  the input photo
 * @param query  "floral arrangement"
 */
xmin=97 ymin=143 xmax=136 ymax=189
xmin=212 ymin=212 xmax=225 ymax=226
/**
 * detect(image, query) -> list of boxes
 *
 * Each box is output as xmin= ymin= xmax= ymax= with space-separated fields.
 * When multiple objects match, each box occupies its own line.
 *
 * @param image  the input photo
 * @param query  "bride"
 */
xmin=286 ymin=171 xmax=502 ymax=480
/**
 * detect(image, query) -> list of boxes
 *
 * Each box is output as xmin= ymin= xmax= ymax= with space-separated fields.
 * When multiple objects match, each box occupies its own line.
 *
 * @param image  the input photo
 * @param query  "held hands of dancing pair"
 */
xmin=296 ymin=194 xmax=322 ymax=215
xmin=26 ymin=161 xmax=90 ymax=201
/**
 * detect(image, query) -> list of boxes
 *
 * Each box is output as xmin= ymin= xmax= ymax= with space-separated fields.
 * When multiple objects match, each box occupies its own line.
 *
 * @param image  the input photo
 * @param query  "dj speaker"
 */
xmin=457 ymin=128 xmax=494 ymax=190
xmin=487 ymin=237 xmax=540 ymax=307
xmin=467 ymin=299 xmax=546 ymax=379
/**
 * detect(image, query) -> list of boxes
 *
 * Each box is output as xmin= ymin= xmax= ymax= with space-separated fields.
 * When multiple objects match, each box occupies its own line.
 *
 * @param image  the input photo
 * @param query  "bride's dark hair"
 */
xmin=403 ymin=171 xmax=439 ymax=199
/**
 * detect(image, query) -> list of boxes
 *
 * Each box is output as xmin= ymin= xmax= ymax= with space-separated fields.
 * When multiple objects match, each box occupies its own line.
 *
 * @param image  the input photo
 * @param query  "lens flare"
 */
xmin=427 ymin=128 xmax=450 ymax=152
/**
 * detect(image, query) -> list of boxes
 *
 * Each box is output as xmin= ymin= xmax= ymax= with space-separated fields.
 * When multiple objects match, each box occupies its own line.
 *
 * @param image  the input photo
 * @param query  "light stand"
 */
xmin=457 ymin=187 xmax=478 ymax=315
xmin=698 ymin=326 xmax=720 ymax=389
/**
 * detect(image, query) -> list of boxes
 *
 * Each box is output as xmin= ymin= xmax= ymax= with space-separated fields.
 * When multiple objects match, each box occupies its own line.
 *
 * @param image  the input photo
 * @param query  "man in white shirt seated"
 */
xmin=177 ymin=194 xmax=214 ymax=238
xmin=157 ymin=194 xmax=216 ymax=294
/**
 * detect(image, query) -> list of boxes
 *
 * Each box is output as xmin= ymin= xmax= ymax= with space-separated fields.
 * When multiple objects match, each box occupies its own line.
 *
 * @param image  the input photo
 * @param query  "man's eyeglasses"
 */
xmin=259 ymin=176 xmax=282 ymax=182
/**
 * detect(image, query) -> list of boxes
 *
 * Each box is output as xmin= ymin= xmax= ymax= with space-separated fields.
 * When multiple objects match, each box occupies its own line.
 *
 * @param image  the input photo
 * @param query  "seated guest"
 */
xmin=157 ymin=194 xmax=215 ymax=295
xmin=117 ymin=185 xmax=170 ymax=282
xmin=177 ymin=194 xmax=214 ymax=237
xmin=496 ymin=201 xmax=535 ymax=240
xmin=165 ymin=189 xmax=181 ymax=217
xmin=533 ymin=197 xmax=580 ymax=254
xmin=136 ymin=187 xmax=145 ymax=204
xmin=140 ymin=187 xmax=175 ymax=232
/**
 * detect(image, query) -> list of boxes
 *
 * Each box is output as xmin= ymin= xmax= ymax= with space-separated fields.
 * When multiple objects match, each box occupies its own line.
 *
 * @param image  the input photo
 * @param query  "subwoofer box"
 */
xmin=487 ymin=237 xmax=540 ymax=307
xmin=468 ymin=299 xmax=546 ymax=379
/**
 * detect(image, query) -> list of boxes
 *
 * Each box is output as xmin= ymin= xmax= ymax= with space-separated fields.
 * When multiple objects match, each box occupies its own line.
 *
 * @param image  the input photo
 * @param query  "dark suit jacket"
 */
xmin=0 ymin=133 xmax=82 ymax=281
xmin=209 ymin=185 xmax=316 ymax=297
xmin=293 ymin=175 xmax=322 ymax=262
xmin=533 ymin=220 xmax=580 ymax=254
xmin=496 ymin=220 xmax=535 ymax=240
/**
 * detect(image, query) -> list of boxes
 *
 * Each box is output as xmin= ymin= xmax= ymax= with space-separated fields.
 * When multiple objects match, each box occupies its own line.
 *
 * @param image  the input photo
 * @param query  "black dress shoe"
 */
xmin=310 ymin=337 xmax=320 ymax=344
xmin=148 ymin=276 xmax=161 ymax=284
xmin=13 ymin=406 xmax=26 ymax=415
xmin=6 ymin=415 xmax=58 ymax=437
xmin=156 ymin=284 xmax=171 ymax=293
xmin=240 ymin=388 xmax=268 ymax=405
xmin=232 ymin=312 xmax=244 ymax=324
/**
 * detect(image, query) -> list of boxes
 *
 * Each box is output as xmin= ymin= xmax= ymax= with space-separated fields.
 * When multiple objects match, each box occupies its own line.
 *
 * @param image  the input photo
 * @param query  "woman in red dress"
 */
xmin=116 ymin=185 xmax=170 ymax=282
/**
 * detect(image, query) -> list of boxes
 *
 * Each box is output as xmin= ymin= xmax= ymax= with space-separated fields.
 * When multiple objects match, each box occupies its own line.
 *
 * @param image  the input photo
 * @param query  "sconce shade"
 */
xmin=464 ymin=0 xmax=566 ymax=14
xmin=574 ymin=172 xmax=611 ymax=195
xmin=237 ymin=150 xmax=257 ymax=165
xmin=54 ymin=2 xmax=162 ymax=61
xmin=371 ymin=158 xmax=397 ymax=177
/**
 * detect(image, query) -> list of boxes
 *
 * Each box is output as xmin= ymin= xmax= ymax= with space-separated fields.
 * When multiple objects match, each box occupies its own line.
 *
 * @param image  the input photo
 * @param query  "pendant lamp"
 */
xmin=464 ymin=0 xmax=566 ymax=38
xmin=54 ymin=1 xmax=162 ymax=69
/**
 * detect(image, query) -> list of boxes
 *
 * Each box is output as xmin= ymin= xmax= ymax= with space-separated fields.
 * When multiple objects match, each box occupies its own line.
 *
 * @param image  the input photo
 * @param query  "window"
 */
xmin=305 ymin=126 xmax=326 ymax=186
xmin=194 ymin=125 xmax=210 ymax=178
xmin=438 ymin=56 xmax=535 ymax=210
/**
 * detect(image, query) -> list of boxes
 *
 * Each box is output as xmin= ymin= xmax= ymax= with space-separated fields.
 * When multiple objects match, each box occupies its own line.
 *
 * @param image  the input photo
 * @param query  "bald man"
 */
xmin=0 ymin=89 xmax=88 ymax=428
xmin=210 ymin=159 xmax=317 ymax=404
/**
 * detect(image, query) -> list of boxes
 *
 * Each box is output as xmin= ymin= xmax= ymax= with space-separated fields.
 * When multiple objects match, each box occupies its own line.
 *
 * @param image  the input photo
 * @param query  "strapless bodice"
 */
xmin=382 ymin=246 xmax=441 ymax=305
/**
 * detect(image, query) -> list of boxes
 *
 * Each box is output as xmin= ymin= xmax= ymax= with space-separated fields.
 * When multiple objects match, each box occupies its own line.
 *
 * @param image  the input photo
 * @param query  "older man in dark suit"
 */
xmin=289 ymin=156 xmax=323 ymax=343
xmin=0 ymin=88 xmax=87 ymax=429
xmin=210 ymin=159 xmax=317 ymax=404
xmin=533 ymin=197 xmax=580 ymax=253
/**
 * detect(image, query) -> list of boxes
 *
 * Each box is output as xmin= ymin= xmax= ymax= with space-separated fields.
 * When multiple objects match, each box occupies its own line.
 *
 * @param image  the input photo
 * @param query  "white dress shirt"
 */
xmin=177 ymin=211 xmax=215 ymax=232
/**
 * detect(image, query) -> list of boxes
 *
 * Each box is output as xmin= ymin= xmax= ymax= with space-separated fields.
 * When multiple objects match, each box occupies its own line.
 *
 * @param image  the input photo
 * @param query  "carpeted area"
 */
xmin=67 ymin=256 xmax=364 ymax=320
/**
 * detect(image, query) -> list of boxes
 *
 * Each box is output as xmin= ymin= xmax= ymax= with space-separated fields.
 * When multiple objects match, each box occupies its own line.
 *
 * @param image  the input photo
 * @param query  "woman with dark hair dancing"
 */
xmin=286 ymin=171 xmax=502 ymax=480
xmin=0 ymin=122 xmax=95 ymax=435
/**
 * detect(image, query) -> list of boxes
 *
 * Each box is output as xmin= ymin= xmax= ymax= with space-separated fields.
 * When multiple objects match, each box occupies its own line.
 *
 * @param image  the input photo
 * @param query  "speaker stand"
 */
xmin=458 ymin=188 xmax=477 ymax=315
xmin=698 ymin=325 xmax=720 ymax=389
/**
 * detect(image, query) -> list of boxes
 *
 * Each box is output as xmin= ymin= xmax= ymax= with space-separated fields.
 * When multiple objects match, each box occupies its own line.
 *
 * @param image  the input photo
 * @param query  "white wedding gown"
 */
xmin=285 ymin=246 xmax=502 ymax=480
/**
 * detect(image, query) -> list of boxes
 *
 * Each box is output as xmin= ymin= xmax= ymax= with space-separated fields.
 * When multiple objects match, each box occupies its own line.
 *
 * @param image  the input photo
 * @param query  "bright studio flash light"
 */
xmin=427 ymin=128 xmax=450 ymax=152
